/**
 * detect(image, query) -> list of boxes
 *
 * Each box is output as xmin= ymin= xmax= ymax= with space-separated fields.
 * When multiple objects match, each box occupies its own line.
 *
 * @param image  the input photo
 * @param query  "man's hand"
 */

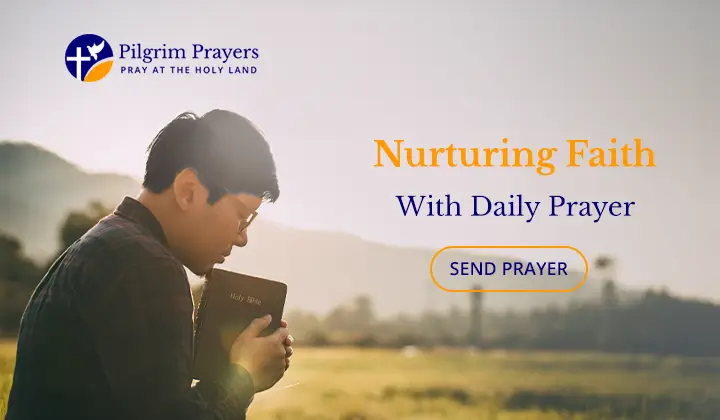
xmin=230 ymin=315 xmax=289 ymax=392
xmin=280 ymin=319 xmax=294 ymax=371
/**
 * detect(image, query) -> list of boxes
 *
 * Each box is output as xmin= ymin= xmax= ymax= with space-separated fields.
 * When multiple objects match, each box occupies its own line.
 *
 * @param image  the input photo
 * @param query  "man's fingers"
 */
xmin=285 ymin=345 xmax=294 ymax=358
xmin=280 ymin=319 xmax=288 ymax=328
xmin=272 ymin=327 xmax=290 ymax=343
xmin=284 ymin=334 xmax=294 ymax=346
xmin=241 ymin=314 xmax=272 ymax=338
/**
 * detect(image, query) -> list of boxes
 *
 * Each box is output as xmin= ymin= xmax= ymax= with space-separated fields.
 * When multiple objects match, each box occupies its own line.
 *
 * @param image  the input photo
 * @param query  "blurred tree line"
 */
xmin=280 ymin=291 xmax=720 ymax=357
xmin=2 ymin=202 xmax=720 ymax=358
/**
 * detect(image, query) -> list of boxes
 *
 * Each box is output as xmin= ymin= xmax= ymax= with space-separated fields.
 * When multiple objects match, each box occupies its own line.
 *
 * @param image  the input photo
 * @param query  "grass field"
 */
xmin=2 ymin=340 xmax=720 ymax=419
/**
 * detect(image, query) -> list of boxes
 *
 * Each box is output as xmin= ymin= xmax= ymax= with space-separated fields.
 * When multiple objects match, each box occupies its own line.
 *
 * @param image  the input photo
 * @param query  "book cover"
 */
xmin=192 ymin=268 xmax=288 ymax=382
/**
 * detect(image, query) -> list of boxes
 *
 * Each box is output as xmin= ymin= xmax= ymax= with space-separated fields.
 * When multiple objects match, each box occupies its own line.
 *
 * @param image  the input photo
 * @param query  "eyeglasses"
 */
xmin=239 ymin=208 xmax=258 ymax=233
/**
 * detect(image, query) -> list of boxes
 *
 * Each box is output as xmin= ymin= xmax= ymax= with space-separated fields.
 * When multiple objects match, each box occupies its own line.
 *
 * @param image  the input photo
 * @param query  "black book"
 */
xmin=192 ymin=268 xmax=288 ymax=382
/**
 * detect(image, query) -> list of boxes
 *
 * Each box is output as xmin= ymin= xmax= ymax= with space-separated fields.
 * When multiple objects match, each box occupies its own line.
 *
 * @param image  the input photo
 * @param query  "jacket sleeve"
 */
xmin=76 ymin=255 xmax=256 ymax=420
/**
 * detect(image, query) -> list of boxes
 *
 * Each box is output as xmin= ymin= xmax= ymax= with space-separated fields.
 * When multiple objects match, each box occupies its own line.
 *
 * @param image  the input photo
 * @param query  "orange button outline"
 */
xmin=430 ymin=245 xmax=589 ymax=293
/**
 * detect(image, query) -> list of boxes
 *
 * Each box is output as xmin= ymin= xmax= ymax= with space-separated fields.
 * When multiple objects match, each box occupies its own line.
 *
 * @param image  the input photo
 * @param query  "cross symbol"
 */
xmin=66 ymin=47 xmax=91 ymax=81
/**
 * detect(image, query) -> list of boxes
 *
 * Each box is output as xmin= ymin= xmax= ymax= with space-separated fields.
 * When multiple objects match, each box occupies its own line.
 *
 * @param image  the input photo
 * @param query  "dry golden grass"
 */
xmin=0 ymin=339 xmax=16 ymax=418
xmin=2 ymin=342 xmax=720 ymax=419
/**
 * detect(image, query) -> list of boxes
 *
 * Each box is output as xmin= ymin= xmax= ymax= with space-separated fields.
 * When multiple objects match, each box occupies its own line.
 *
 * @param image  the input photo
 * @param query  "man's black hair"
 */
xmin=142 ymin=109 xmax=279 ymax=204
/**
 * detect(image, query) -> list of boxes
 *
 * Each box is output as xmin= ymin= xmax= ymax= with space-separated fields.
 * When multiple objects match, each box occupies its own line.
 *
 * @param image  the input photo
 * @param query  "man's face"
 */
xmin=172 ymin=171 xmax=262 ymax=275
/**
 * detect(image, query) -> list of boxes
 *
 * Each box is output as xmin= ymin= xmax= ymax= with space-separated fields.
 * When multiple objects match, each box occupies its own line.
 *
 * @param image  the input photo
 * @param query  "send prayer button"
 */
xmin=430 ymin=246 xmax=588 ymax=293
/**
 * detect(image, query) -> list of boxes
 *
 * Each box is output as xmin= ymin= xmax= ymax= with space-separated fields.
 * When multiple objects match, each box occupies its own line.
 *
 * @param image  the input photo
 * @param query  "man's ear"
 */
xmin=172 ymin=168 xmax=205 ymax=211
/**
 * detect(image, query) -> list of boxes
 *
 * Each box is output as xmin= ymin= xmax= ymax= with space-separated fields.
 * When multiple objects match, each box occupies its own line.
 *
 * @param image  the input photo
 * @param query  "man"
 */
xmin=6 ymin=110 xmax=293 ymax=419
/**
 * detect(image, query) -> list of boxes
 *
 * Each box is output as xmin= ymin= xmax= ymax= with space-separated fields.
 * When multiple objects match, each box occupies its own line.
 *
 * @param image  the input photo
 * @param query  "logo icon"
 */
xmin=65 ymin=34 xmax=114 ymax=82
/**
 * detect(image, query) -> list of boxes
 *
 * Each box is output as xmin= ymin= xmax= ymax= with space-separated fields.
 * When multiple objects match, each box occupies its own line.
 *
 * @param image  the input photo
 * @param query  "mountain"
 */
xmin=0 ymin=141 xmax=623 ymax=316
xmin=0 ymin=141 xmax=141 ymax=259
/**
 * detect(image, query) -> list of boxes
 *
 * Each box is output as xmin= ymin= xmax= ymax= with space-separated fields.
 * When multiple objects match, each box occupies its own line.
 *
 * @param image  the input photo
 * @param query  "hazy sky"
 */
xmin=1 ymin=0 xmax=718 ymax=300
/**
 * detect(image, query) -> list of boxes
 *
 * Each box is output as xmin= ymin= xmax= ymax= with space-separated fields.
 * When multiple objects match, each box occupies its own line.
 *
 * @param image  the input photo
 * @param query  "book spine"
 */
xmin=192 ymin=279 xmax=212 ymax=368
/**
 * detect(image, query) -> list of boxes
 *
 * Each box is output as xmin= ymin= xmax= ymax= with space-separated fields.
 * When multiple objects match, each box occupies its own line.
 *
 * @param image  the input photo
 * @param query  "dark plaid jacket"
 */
xmin=6 ymin=196 xmax=255 ymax=420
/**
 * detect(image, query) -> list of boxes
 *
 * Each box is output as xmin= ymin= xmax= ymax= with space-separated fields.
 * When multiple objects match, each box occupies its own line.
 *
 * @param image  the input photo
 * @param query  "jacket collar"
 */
xmin=113 ymin=196 xmax=168 ymax=245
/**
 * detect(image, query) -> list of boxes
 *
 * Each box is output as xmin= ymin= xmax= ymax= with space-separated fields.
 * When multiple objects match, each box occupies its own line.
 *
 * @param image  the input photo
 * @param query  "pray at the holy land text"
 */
xmin=395 ymin=194 xmax=636 ymax=223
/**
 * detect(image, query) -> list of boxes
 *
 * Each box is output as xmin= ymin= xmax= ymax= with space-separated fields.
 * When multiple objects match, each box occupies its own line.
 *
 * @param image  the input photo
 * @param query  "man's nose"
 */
xmin=234 ymin=230 xmax=248 ymax=248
